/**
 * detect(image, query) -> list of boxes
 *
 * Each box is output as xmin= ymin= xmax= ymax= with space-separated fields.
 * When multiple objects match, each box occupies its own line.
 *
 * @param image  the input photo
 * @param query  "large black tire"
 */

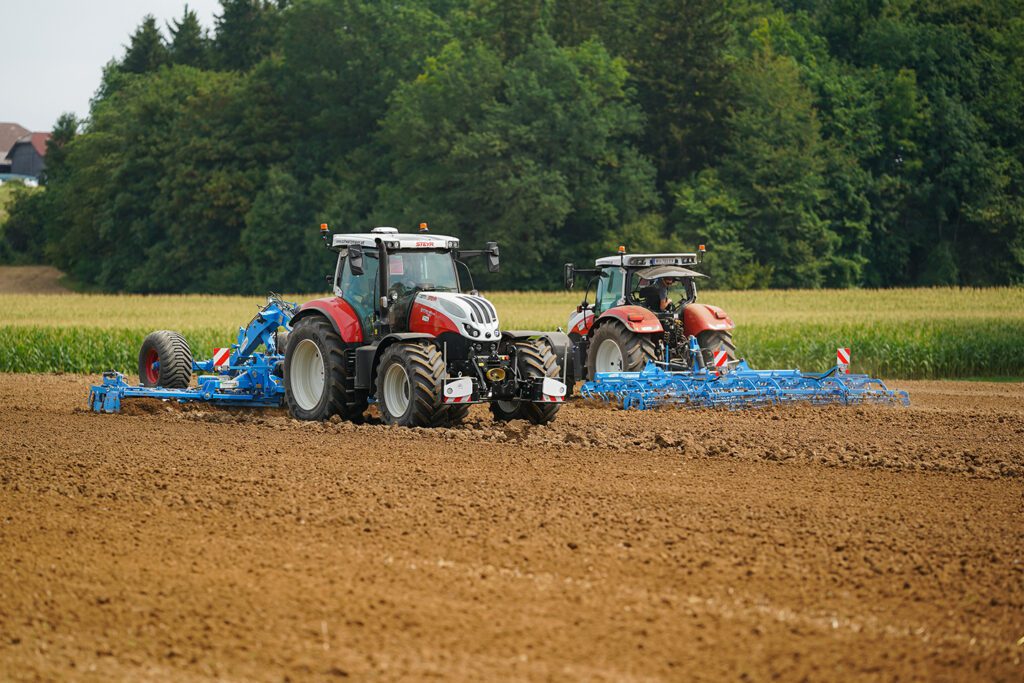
xmin=284 ymin=317 xmax=366 ymax=421
xmin=376 ymin=342 xmax=449 ymax=427
xmin=446 ymin=404 xmax=470 ymax=426
xmin=139 ymin=330 xmax=193 ymax=388
xmin=490 ymin=340 xmax=562 ymax=425
xmin=585 ymin=323 xmax=657 ymax=380
xmin=697 ymin=329 xmax=737 ymax=368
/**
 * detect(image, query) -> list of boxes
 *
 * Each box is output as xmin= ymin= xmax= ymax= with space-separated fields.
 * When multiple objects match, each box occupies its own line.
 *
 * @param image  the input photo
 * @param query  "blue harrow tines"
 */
xmin=579 ymin=361 xmax=910 ymax=411
xmin=89 ymin=295 xmax=297 ymax=413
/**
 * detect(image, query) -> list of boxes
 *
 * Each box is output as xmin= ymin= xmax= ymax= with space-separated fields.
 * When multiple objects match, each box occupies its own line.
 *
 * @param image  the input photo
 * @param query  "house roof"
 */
xmin=27 ymin=132 xmax=50 ymax=156
xmin=7 ymin=132 xmax=51 ymax=159
xmin=0 ymin=122 xmax=31 ymax=158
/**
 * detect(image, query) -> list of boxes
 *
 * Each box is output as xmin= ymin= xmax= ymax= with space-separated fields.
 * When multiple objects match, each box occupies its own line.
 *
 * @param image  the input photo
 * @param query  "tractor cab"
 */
xmin=591 ymin=254 xmax=706 ymax=317
xmin=327 ymin=227 xmax=499 ymax=339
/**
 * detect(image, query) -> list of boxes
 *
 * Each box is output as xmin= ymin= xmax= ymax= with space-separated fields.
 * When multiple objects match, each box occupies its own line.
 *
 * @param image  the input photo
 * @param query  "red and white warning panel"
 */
xmin=837 ymin=347 xmax=851 ymax=374
xmin=713 ymin=349 xmax=729 ymax=371
xmin=212 ymin=347 xmax=231 ymax=368
xmin=443 ymin=377 xmax=474 ymax=404
xmin=542 ymin=378 xmax=567 ymax=402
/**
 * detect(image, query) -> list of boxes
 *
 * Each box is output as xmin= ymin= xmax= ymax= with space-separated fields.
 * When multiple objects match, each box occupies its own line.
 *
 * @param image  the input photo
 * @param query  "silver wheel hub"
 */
xmin=382 ymin=363 xmax=411 ymax=417
xmin=291 ymin=339 xmax=325 ymax=411
xmin=595 ymin=338 xmax=624 ymax=373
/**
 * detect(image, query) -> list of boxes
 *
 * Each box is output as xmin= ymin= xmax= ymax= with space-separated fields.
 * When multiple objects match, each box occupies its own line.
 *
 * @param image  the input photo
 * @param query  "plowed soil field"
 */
xmin=1 ymin=374 xmax=1022 ymax=681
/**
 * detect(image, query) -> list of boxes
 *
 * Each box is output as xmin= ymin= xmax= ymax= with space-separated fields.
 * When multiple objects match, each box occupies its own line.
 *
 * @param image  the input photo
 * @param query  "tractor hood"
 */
xmin=410 ymin=292 xmax=501 ymax=340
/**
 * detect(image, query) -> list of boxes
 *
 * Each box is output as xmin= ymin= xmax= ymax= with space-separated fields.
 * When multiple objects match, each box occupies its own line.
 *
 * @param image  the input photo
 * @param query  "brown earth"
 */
xmin=0 ymin=266 xmax=70 ymax=294
xmin=0 ymin=374 xmax=1022 ymax=681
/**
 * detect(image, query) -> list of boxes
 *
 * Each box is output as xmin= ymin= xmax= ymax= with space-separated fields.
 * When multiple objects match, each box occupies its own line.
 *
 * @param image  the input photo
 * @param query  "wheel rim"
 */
xmin=291 ymin=339 xmax=325 ymax=411
xmin=594 ymin=338 xmax=624 ymax=373
xmin=382 ymin=362 xmax=411 ymax=417
xmin=144 ymin=348 xmax=160 ymax=384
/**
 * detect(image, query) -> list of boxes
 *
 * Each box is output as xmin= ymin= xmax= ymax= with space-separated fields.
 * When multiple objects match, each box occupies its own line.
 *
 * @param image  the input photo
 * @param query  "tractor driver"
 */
xmin=639 ymin=277 xmax=676 ymax=312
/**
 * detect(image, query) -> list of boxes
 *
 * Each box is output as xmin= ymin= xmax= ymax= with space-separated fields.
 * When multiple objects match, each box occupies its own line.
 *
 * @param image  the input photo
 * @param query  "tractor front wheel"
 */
xmin=491 ymin=340 xmax=562 ymax=425
xmin=376 ymin=342 xmax=448 ymax=427
xmin=139 ymin=330 xmax=193 ymax=388
xmin=284 ymin=317 xmax=365 ymax=421
xmin=586 ymin=323 xmax=656 ymax=380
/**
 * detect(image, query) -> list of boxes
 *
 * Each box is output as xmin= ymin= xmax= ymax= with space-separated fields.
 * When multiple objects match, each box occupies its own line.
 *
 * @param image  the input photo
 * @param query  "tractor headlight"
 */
xmin=463 ymin=323 xmax=480 ymax=338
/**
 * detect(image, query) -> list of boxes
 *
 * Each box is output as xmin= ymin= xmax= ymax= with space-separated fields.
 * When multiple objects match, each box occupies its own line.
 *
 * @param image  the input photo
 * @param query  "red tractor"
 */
xmin=563 ymin=248 xmax=737 ymax=380
xmin=283 ymin=226 xmax=570 ymax=426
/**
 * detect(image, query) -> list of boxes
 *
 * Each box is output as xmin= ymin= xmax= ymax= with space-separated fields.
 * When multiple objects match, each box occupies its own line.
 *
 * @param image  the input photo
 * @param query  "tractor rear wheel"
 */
xmin=586 ymin=323 xmax=656 ymax=380
xmin=139 ymin=330 xmax=193 ymax=388
xmin=376 ymin=342 xmax=448 ymax=427
xmin=697 ymin=330 xmax=737 ymax=368
xmin=284 ymin=317 xmax=366 ymax=421
xmin=491 ymin=340 xmax=561 ymax=425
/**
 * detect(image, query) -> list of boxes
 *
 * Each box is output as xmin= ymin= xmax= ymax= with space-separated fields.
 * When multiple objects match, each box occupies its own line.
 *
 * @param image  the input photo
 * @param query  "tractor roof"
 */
xmin=332 ymin=227 xmax=460 ymax=250
xmin=595 ymin=253 xmax=699 ymax=268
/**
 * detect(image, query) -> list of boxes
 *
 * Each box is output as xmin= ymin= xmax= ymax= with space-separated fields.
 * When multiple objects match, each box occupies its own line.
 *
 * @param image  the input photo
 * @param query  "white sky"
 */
xmin=1 ymin=1 xmax=223 ymax=132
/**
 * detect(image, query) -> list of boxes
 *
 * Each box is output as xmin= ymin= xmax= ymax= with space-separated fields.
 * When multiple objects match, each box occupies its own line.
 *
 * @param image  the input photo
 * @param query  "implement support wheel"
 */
xmin=139 ymin=330 xmax=193 ymax=388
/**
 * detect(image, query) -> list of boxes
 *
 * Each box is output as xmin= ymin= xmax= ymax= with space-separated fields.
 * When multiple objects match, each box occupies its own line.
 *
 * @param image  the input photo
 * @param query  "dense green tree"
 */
xmin=630 ymin=0 xmax=735 ymax=185
xmin=375 ymin=35 xmax=656 ymax=288
xmin=121 ymin=15 xmax=168 ymax=74
xmin=213 ymin=0 xmax=282 ymax=71
xmin=169 ymin=6 xmax=210 ymax=68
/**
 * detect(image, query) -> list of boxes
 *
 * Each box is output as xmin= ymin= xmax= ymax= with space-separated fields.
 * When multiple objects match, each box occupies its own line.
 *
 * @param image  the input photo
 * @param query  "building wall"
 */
xmin=9 ymin=145 xmax=45 ymax=177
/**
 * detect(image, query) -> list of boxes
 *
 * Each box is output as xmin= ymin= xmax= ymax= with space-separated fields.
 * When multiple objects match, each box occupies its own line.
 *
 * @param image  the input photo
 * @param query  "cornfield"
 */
xmin=0 ymin=288 xmax=1021 ymax=378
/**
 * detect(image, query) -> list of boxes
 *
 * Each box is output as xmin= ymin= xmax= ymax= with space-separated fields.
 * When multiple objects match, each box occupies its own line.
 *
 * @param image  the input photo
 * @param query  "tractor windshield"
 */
xmin=387 ymin=250 xmax=460 ymax=293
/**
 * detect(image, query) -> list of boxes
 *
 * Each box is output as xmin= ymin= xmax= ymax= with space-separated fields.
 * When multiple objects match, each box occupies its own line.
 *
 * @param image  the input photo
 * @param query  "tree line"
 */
xmin=2 ymin=0 xmax=1022 ymax=292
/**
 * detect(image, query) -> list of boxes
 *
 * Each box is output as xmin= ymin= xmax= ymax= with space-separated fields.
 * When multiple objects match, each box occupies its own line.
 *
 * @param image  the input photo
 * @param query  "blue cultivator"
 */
xmin=90 ymin=295 xmax=296 ymax=413
xmin=580 ymin=339 xmax=909 ymax=411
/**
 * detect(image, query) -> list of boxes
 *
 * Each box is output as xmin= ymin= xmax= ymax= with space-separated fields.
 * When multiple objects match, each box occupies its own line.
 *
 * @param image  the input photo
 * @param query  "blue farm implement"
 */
xmin=89 ymin=296 xmax=297 ymax=413
xmin=579 ymin=338 xmax=909 ymax=410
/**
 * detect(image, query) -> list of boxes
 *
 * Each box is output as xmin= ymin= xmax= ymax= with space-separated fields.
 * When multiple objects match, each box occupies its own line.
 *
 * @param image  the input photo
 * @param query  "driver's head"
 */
xmin=662 ymin=278 xmax=676 ymax=286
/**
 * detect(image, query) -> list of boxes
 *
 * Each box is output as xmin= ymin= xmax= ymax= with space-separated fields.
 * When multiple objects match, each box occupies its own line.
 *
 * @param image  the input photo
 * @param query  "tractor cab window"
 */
xmin=340 ymin=249 xmax=380 ymax=332
xmin=595 ymin=267 xmax=625 ymax=313
xmin=629 ymin=272 xmax=694 ymax=312
xmin=386 ymin=251 xmax=459 ymax=296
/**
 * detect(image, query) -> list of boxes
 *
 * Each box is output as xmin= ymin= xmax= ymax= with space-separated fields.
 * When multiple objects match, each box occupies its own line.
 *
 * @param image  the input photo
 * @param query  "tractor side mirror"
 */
xmin=348 ymin=245 xmax=364 ymax=276
xmin=564 ymin=263 xmax=575 ymax=290
xmin=485 ymin=242 xmax=500 ymax=273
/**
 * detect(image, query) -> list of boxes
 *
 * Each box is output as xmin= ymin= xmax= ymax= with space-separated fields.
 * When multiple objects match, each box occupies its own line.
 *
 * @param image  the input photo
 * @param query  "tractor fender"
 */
xmin=683 ymin=303 xmax=735 ymax=336
xmin=292 ymin=297 xmax=363 ymax=343
xmin=595 ymin=306 xmax=664 ymax=335
xmin=354 ymin=333 xmax=436 ymax=392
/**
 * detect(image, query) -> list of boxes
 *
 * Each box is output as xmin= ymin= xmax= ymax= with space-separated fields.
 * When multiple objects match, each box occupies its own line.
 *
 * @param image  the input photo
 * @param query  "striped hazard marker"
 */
xmin=212 ymin=347 xmax=231 ymax=368
xmin=837 ymin=347 xmax=851 ymax=374
xmin=711 ymin=348 xmax=730 ymax=376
